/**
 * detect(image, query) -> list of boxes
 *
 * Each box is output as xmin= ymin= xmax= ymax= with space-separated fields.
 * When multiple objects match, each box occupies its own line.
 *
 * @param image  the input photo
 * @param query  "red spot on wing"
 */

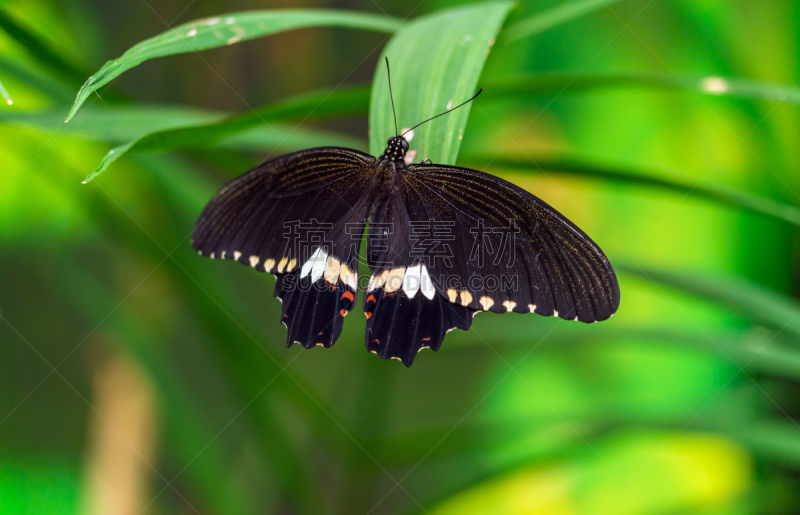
xmin=365 ymin=311 xmax=372 ymax=319
xmin=341 ymin=291 xmax=354 ymax=302
xmin=366 ymin=294 xmax=376 ymax=304
xmin=340 ymin=309 xmax=348 ymax=316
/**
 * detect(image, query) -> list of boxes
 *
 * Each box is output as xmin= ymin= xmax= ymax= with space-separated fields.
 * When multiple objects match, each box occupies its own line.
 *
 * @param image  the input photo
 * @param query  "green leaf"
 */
xmin=1 ymin=101 xmax=366 ymax=153
xmin=460 ymin=153 xmax=800 ymax=227
xmin=624 ymin=267 xmax=800 ymax=341
xmin=0 ymin=77 xmax=11 ymax=106
xmin=370 ymin=2 xmax=515 ymax=165
xmin=487 ymin=71 xmax=800 ymax=105
xmin=222 ymin=124 xmax=367 ymax=153
xmin=503 ymin=0 xmax=627 ymax=42
xmin=129 ymin=85 xmax=369 ymax=152
xmin=0 ymin=8 xmax=90 ymax=86
xmin=0 ymin=56 xmax=75 ymax=102
xmin=66 ymin=10 xmax=399 ymax=122
xmin=1 ymin=104 xmax=226 ymax=140
xmin=79 ymin=85 xmax=369 ymax=182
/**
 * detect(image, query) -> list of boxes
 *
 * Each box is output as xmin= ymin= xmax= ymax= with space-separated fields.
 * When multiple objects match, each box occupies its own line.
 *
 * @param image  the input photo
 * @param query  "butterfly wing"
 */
xmin=362 ymin=188 xmax=477 ymax=367
xmin=361 ymin=161 xmax=619 ymax=366
xmin=192 ymin=147 xmax=376 ymax=348
xmin=402 ymin=163 xmax=620 ymax=321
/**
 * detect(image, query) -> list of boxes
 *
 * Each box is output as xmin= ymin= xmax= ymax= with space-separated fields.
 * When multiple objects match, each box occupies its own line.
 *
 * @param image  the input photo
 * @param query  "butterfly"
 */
xmin=192 ymin=59 xmax=620 ymax=367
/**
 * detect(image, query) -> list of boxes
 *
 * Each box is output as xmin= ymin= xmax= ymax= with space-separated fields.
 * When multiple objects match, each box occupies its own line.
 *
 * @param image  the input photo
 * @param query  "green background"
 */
xmin=1 ymin=0 xmax=799 ymax=513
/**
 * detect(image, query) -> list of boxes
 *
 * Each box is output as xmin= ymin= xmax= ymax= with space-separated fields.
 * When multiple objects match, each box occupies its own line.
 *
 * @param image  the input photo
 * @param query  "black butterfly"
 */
xmin=192 ymin=59 xmax=620 ymax=366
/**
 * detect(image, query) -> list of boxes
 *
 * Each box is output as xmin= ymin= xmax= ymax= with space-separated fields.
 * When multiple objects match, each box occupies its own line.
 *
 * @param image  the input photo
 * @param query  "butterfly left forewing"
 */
xmin=193 ymin=147 xmax=375 ymax=349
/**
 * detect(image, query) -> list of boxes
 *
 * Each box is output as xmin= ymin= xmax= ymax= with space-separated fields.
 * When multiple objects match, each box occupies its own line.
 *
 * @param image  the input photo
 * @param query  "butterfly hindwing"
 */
xmin=192 ymin=147 xmax=375 ymax=348
xmin=364 ymin=284 xmax=475 ymax=366
xmin=362 ymin=189 xmax=479 ymax=366
xmin=275 ymin=249 xmax=359 ymax=348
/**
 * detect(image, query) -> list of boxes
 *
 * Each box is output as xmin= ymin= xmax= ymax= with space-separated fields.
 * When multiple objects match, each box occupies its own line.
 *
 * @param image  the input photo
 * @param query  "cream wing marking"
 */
xmin=367 ymin=264 xmax=437 ymax=301
xmin=340 ymin=264 xmax=358 ymax=290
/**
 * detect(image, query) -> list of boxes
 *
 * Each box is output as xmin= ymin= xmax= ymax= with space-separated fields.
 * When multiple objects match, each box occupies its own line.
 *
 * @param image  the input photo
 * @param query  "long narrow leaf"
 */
xmin=131 ymin=85 xmax=369 ymax=152
xmin=0 ymin=8 xmax=89 ymax=85
xmin=0 ymin=104 xmax=366 ymax=152
xmin=487 ymin=72 xmax=800 ymax=105
xmin=0 ymin=77 xmax=11 ymax=106
xmin=66 ymin=10 xmax=399 ymax=122
xmin=79 ymin=85 xmax=369 ymax=182
xmin=461 ymin=154 xmax=800 ymax=227
xmin=624 ymin=267 xmax=800 ymax=341
xmin=503 ymin=0 xmax=628 ymax=42
xmin=1 ymin=105 xmax=225 ymax=140
xmin=0 ymin=56 xmax=75 ymax=102
xmin=370 ymin=2 xmax=515 ymax=164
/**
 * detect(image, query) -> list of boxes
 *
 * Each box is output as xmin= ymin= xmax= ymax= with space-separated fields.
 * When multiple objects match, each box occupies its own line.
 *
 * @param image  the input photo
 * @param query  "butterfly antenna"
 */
xmin=386 ymin=57 xmax=398 ymax=138
xmin=402 ymin=89 xmax=482 ymax=137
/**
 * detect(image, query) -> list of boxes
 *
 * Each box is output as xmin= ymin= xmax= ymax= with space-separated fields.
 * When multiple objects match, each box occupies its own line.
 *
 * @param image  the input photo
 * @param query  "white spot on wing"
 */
xmin=249 ymin=255 xmax=259 ymax=267
xmin=419 ymin=265 xmax=435 ymax=300
xmin=479 ymin=296 xmax=494 ymax=311
xmin=311 ymin=250 xmax=328 ymax=282
xmin=403 ymin=264 xmax=421 ymax=299
xmin=502 ymin=300 xmax=516 ymax=312
xmin=233 ymin=251 xmax=241 ymax=260
xmin=300 ymin=248 xmax=323 ymax=279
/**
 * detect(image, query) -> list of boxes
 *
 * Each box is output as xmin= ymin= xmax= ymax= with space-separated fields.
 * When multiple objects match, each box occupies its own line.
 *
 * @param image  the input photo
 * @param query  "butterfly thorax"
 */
xmin=380 ymin=136 xmax=409 ymax=163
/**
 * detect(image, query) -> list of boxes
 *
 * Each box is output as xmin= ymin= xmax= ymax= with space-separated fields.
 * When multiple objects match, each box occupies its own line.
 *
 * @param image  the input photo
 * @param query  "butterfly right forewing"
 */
xmin=402 ymin=163 xmax=620 ymax=322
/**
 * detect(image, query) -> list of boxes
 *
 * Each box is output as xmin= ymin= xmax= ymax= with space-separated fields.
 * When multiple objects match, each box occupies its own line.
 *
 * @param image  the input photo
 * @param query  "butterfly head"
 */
xmin=382 ymin=136 xmax=409 ymax=163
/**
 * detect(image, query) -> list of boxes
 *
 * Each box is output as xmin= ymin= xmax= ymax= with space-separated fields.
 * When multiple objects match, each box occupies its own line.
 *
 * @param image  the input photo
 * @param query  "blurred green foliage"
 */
xmin=1 ymin=0 xmax=799 ymax=513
